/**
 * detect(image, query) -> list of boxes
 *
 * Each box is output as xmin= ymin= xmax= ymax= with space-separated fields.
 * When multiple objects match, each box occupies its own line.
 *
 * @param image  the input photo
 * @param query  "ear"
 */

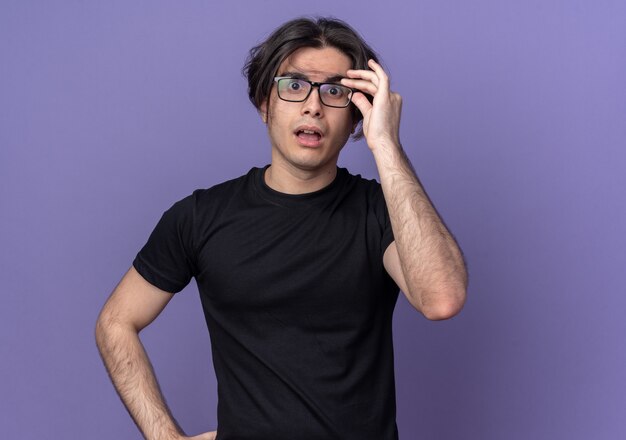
xmin=260 ymin=100 xmax=268 ymax=124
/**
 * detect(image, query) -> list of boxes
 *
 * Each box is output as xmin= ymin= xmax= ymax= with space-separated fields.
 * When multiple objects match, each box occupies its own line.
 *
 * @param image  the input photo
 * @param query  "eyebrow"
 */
xmin=279 ymin=71 xmax=345 ymax=83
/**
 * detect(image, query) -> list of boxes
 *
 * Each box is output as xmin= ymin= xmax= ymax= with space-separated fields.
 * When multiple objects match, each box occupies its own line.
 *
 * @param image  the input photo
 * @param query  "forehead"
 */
xmin=277 ymin=46 xmax=352 ymax=80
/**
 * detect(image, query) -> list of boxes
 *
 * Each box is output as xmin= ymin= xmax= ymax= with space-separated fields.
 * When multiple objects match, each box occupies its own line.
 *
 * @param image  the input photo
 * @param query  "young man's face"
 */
xmin=261 ymin=46 xmax=355 ymax=175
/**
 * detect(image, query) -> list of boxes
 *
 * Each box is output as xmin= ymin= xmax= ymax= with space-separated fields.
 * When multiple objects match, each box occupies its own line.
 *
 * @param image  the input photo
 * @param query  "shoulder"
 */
xmin=339 ymin=168 xmax=390 ymax=227
xmin=339 ymin=167 xmax=385 ymax=201
xmin=173 ymin=167 xmax=260 ymax=210
xmin=199 ymin=168 xmax=256 ymax=196
xmin=161 ymin=168 xmax=261 ymax=228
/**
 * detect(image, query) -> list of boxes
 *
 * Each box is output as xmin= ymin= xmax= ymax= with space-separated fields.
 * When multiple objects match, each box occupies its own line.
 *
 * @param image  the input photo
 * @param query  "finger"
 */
xmin=350 ymin=91 xmax=373 ymax=116
xmin=340 ymin=78 xmax=378 ymax=96
xmin=367 ymin=59 xmax=389 ymax=88
xmin=345 ymin=68 xmax=379 ymax=87
xmin=190 ymin=431 xmax=217 ymax=440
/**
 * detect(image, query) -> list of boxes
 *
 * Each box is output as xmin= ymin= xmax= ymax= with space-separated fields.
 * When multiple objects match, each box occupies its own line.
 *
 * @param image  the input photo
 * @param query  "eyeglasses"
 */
xmin=273 ymin=76 xmax=354 ymax=108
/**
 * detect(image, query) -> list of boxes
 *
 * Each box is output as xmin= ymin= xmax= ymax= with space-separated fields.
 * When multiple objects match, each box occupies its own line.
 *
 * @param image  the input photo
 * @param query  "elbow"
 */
xmin=94 ymin=309 xmax=130 ymax=349
xmin=94 ymin=311 xmax=112 ymax=349
xmin=421 ymin=300 xmax=463 ymax=321
xmin=418 ymin=287 xmax=466 ymax=321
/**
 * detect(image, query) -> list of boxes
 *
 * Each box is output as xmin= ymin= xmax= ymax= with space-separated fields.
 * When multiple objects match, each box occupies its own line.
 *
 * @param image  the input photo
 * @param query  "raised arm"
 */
xmin=95 ymin=266 xmax=216 ymax=440
xmin=342 ymin=60 xmax=467 ymax=320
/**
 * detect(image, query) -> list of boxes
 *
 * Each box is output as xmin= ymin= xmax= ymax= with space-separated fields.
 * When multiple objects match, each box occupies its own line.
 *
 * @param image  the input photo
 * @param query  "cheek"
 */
xmin=335 ymin=111 xmax=354 ymax=135
xmin=266 ymin=98 xmax=294 ymax=145
xmin=267 ymin=94 xmax=292 ymax=124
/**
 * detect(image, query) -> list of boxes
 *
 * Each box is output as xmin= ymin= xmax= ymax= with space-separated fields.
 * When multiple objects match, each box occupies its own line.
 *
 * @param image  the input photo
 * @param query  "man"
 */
xmin=95 ymin=17 xmax=467 ymax=440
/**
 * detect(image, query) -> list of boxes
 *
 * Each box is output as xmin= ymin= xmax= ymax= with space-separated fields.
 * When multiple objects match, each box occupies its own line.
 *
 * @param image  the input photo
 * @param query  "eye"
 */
xmin=289 ymin=81 xmax=301 ymax=91
xmin=327 ymin=86 xmax=344 ymax=97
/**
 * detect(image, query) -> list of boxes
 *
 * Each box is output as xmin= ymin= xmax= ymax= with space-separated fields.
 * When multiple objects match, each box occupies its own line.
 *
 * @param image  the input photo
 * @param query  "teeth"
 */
xmin=302 ymin=130 xmax=316 ymax=134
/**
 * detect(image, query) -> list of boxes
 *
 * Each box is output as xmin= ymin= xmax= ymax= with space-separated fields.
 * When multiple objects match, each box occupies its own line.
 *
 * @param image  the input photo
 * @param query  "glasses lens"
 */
xmin=320 ymin=84 xmax=352 ymax=107
xmin=277 ymin=78 xmax=310 ymax=101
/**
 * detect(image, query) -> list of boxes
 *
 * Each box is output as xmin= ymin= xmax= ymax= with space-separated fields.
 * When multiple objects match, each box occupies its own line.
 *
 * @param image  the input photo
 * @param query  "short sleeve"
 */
xmin=373 ymin=184 xmax=395 ymax=256
xmin=133 ymin=194 xmax=196 ymax=293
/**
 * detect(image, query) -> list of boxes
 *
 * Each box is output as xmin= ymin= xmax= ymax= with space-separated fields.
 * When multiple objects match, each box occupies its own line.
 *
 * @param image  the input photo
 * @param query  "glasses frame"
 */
xmin=273 ymin=76 xmax=354 ymax=108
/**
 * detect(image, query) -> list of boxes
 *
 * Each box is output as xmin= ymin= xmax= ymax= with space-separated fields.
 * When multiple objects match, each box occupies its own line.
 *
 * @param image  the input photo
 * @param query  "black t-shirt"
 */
xmin=134 ymin=166 xmax=400 ymax=440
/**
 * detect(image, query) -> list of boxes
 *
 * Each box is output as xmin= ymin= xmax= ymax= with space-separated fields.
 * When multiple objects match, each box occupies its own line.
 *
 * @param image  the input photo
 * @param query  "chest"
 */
xmin=194 ymin=202 xmax=386 ymax=313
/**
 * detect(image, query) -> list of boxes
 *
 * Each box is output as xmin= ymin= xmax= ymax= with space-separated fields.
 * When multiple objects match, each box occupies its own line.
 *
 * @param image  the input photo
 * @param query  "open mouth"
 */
xmin=295 ymin=128 xmax=323 ymax=143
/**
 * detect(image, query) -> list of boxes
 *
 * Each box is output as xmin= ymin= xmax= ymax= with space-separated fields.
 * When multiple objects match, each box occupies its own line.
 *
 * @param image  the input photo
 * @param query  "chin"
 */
xmin=273 ymin=138 xmax=342 ymax=171
xmin=293 ymin=149 xmax=340 ymax=170
xmin=289 ymin=158 xmax=329 ymax=171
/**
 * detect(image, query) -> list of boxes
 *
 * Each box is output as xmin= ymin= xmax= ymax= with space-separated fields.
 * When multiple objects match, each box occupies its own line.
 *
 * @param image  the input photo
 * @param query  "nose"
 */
xmin=302 ymin=86 xmax=323 ymax=117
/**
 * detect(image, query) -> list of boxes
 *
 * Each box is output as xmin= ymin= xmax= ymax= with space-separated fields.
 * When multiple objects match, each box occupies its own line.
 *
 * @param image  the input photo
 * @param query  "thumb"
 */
xmin=188 ymin=431 xmax=217 ymax=440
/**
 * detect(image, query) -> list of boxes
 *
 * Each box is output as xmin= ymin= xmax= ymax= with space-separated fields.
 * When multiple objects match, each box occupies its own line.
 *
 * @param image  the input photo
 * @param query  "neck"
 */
xmin=264 ymin=161 xmax=338 ymax=195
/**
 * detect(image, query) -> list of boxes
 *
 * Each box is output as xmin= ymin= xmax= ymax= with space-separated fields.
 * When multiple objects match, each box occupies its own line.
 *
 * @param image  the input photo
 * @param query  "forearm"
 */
xmin=342 ymin=59 xmax=466 ymax=315
xmin=373 ymin=142 xmax=467 ymax=316
xmin=95 ymin=318 xmax=183 ymax=440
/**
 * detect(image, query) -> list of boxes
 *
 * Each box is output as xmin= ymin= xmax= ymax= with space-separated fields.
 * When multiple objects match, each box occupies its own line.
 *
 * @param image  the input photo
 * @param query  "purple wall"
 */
xmin=2 ymin=1 xmax=625 ymax=438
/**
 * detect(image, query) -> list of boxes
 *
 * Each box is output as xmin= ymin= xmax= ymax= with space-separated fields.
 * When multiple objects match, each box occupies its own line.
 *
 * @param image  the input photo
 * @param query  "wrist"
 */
xmin=369 ymin=135 xmax=401 ymax=151
xmin=371 ymin=140 xmax=404 ymax=163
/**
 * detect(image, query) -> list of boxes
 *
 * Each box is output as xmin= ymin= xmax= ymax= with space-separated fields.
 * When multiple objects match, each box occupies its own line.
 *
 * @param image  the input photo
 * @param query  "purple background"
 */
xmin=1 ymin=1 xmax=625 ymax=438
